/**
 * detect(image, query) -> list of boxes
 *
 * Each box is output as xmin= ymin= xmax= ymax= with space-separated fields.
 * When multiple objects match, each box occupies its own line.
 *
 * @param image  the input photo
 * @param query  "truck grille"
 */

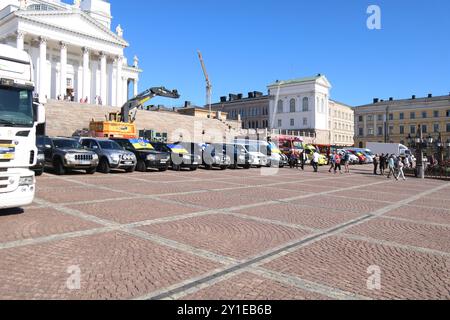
xmin=0 ymin=176 xmax=8 ymax=189
xmin=75 ymin=154 xmax=93 ymax=161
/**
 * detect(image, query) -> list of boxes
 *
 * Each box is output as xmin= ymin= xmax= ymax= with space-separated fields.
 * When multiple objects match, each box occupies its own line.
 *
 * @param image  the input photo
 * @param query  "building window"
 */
xmin=358 ymin=116 xmax=363 ymax=122
xmin=434 ymin=110 xmax=439 ymax=118
xmin=422 ymin=125 xmax=428 ymax=133
xmin=377 ymin=114 xmax=383 ymax=121
xmin=410 ymin=126 xmax=416 ymax=134
xmin=302 ymin=97 xmax=309 ymax=112
xmin=410 ymin=112 xmax=416 ymax=119
xmin=399 ymin=113 xmax=404 ymax=120
xmin=389 ymin=114 xmax=394 ymax=121
xmin=358 ymin=128 xmax=364 ymax=136
xmin=400 ymin=126 xmax=405 ymax=135
xmin=290 ymin=119 xmax=295 ymax=127
xmin=277 ymin=100 xmax=283 ymax=113
xmin=277 ymin=119 xmax=282 ymax=128
xmin=368 ymin=128 xmax=374 ymax=135
xmin=389 ymin=126 xmax=394 ymax=134
xmin=377 ymin=127 xmax=383 ymax=136
xmin=447 ymin=123 xmax=450 ymax=132
xmin=290 ymin=99 xmax=296 ymax=113
xmin=422 ymin=111 xmax=427 ymax=119
xmin=303 ymin=118 xmax=308 ymax=126
xmin=367 ymin=115 xmax=374 ymax=122
xmin=447 ymin=110 xmax=450 ymax=117
xmin=434 ymin=123 xmax=439 ymax=133
xmin=66 ymin=78 xmax=72 ymax=88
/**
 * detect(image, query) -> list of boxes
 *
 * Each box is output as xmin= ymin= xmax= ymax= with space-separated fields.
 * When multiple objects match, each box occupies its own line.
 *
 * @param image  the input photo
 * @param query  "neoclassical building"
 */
xmin=0 ymin=0 xmax=141 ymax=106
xmin=210 ymin=74 xmax=354 ymax=145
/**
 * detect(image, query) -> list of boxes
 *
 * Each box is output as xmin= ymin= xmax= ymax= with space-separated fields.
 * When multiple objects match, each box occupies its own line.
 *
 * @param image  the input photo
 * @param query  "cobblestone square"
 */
xmin=0 ymin=165 xmax=449 ymax=300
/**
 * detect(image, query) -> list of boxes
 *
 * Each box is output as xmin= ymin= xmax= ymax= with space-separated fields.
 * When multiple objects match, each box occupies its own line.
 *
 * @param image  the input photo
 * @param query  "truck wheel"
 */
xmin=54 ymin=158 xmax=65 ymax=175
xmin=136 ymin=160 xmax=147 ymax=172
xmin=99 ymin=158 xmax=110 ymax=174
xmin=86 ymin=168 xmax=96 ymax=175
xmin=190 ymin=166 xmax=198 ymax=171
xmin=244 ymin=164 xmax=251 ymax=170
xmin=159 ymin=168 xmax=167 ymax=172
xmin=34 ymin=169 xmax=44 ymax=177
xmin=172 ymin=164 xmax=181 ymax=171
xmin=205 ymin=164 xmax=213 ymax=170
xmin=220 ymin=166 xmax=228 ymax=170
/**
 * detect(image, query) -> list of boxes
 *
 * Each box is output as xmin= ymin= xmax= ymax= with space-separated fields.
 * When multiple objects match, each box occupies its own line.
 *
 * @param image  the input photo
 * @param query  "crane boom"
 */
xmin=197 ymin=50 xmax=212 ymax=118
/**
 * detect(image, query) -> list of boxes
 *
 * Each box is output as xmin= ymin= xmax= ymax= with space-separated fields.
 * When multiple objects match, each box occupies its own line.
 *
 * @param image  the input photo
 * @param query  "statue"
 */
xmin=116 ymin=24 xmax=123 ymax=37
xmin=133 ymin=55 xmax=139 ymax=68
xmin=19 ymin=0 xmax=27 ymax=10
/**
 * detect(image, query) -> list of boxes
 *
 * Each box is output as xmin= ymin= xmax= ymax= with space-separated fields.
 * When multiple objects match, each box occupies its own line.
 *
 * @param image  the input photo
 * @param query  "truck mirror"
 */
xmin=35 ymin=103 xmax=46 ymax=125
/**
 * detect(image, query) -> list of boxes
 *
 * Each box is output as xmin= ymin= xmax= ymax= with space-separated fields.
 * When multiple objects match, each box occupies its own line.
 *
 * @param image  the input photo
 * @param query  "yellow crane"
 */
xmin=197 ymin=50 xmax=212 ymax=118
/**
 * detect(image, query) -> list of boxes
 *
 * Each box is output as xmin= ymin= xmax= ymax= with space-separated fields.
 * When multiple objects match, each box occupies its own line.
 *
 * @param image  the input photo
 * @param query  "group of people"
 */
xmin=288 ymin=150 xmax=351 ymax=174
xmin=56 ymin=94 xmax=103 ymax=105
xmin=372 ymin=153 xmax=412 ymax=181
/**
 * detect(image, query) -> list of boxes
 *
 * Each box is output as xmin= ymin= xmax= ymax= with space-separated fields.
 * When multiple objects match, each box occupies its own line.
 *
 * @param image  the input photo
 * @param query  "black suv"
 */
xmin=31 ymin=138 xmax=45 ymax=176
xmin=111 ymin=138 xmax=171 ymax=172
xmin=152 ymin=142 xmax=200 ymax=171
xmin=38 ymin=137 xmax=99 ymax=175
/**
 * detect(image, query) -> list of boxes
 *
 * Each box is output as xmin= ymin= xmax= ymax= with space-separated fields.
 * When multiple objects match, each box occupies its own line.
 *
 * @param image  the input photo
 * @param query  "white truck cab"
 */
xmin=0 ymin=44 xmax=45 ymax=210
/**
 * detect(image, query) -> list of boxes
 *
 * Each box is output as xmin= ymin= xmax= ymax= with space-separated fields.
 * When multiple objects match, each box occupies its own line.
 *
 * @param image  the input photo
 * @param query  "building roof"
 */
xmin=268 ymin=75 xmax=324 ymax=87
xmin=355 ymin=94 xmax=450 ymax=109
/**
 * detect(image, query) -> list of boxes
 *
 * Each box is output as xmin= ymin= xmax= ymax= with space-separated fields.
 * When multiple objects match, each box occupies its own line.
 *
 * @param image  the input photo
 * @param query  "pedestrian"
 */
xmin=343 ymin=151 xmax=350 ymax=173
xmin=329 ymin=152 xmax=336 ymax=173
xmin=289 ymin=151 xmax=297 ymax=169
xmin=379 ymin=153 xmax=386 ymax=175
xmin=387 ymin=155 xmax=398 ymax=180
xmin=334 ymin=152 xmax=342 ymax=174
xmin=373 ymin=154 xmax=380 ymax=175
xmin=299 ymin=150 xmax=306 ymax=171
xmin=312 ymin=150 xmax=320 ymax=173
xmin=396 ymin=157 xmax=407 ymax=181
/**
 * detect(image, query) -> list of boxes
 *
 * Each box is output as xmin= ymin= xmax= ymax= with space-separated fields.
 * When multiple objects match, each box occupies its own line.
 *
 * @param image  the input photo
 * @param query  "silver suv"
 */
xmin=79 ymin=138 xmax=136 ymax=174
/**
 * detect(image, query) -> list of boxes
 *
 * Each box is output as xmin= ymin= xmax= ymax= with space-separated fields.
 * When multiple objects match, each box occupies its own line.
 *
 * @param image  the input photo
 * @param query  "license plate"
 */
xmin=193 ymin=162 xmax=198 ymax=165
xmin=80 ymin=161 xmax=91 ymax=165
xmin=160 ymin=159 xmax=167 ymax=163
xmin=0 ymin=153 xmax=14 ymax=160
xmin=124 ymin=161 xmax=133 ymax=165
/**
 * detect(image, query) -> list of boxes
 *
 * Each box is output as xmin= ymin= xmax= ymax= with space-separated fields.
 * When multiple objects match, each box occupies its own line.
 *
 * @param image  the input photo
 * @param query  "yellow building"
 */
xmin=329 ymin=100 xmax=355 ymax=147
xmin=354 ymin=94 xmax=450 ymax=148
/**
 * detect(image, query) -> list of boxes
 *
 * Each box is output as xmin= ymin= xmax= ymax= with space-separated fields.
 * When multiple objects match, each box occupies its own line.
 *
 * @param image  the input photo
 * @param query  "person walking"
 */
xmin=328 ymin=152 xmax=336 ymax=173
xmin=299 ymin=150 xmax=306 ymax=171
xmin=312 ymin=150 xmax=320 ymax=173
xmin=343 ymin=151 xmax=350 ymax=173
xmin=379 ymin=153 xmax=386 ymax=175
xmin=396 ymin=157 xmax=407 ymax=181
xmin=334 ymin=152 xmax=342 ymax=174
xmin=373 ymin=154 xmax=380 ymax=175
xmin=387 ymin=155 xmax=398 ymax=180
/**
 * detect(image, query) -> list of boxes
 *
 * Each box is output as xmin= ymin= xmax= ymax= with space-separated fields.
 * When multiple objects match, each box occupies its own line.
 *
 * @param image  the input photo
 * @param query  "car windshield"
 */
xmin=53 ymin=139 xmax=82 ymax=149
xmin=98 ymin=140 xmax=123 ymax=150
xmin=0 ymin=87 xmax=34 ymax=127
xmin=293 ymin=141 xmax=303 ymax=149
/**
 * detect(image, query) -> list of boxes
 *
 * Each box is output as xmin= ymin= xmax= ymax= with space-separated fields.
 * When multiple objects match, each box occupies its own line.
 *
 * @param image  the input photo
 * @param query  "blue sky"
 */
xmin=93 ymin=0 xmax=449 ymax=107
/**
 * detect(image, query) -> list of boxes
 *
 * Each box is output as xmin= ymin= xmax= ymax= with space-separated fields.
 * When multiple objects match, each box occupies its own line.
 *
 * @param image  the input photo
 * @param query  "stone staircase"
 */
xmin=44 ymin=100 xmax=243 ymax=143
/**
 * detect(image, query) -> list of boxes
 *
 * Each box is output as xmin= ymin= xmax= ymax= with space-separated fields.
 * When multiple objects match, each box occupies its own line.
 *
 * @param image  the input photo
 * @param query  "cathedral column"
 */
xmin=99 ymin=52 xmax=107 ymax=105
xmin=133 ymin=78 xmax=138 ymax=97
xmin=16 ymin=31 xmax=25 ymax=51
xmin=38 ymin=37 xmax=47 ymax=103
xmin=59 ymin=42 xmax=67 ymax=98
xmin=116 ymin=55 xmax=123 ymax=107
xmin=82 ymin=47 xmax=90 ymax=102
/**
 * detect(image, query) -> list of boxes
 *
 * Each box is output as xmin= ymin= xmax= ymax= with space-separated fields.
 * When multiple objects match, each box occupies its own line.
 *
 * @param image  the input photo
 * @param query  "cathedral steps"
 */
xmin=43 ymin=100 xmax=241 ymax=143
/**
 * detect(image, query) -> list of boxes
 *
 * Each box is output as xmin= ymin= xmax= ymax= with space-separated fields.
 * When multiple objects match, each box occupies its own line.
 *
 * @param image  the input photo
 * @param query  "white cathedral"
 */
xmin=0 ymin=0 xmax=141 ymax=106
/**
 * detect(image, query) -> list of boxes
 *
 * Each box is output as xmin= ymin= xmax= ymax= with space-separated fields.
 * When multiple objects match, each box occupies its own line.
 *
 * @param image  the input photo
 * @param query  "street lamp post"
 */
xmin=436 ymin=133 xmax=444 ymax=165
xmin=415 ymin=125 xmax=425 ymax=179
